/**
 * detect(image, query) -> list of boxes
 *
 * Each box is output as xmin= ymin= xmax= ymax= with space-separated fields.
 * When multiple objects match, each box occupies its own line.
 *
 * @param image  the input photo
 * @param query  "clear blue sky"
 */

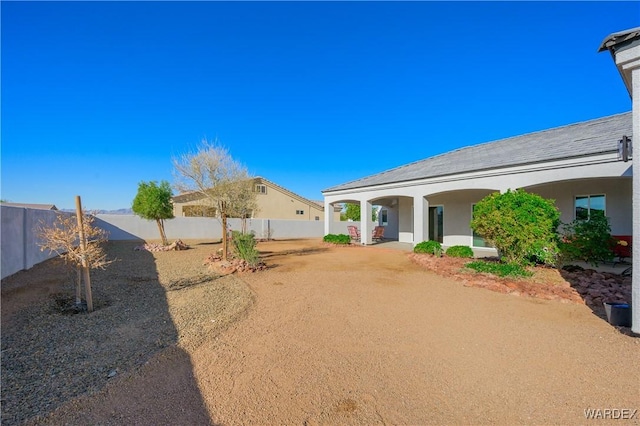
xmin=2 ymin=1 xmax=638 ymax=211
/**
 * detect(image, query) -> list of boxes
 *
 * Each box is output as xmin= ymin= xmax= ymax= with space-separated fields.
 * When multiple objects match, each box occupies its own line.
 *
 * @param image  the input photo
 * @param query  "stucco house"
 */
xmin=173 ymin=177 xmax=341 ymax=222
xmin=323 ymin=112 xmax=633 ymax=254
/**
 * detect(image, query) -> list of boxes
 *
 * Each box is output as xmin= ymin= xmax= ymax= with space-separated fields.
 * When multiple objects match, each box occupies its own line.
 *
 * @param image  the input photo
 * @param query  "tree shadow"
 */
xmin=1 ymin=241 xmax=214 ymax=425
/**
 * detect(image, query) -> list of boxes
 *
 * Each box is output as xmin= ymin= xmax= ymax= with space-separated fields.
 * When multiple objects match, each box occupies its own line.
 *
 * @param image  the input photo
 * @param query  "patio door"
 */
xmin=428 ymin=206 xmax=443 ymax=243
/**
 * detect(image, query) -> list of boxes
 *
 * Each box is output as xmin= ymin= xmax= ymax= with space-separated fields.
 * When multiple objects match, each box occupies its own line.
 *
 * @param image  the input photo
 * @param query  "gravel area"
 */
xmin=1 ymin=240 xmax=253 ymax=426
xmin=2 ymin=239 xmax=639 ymax=425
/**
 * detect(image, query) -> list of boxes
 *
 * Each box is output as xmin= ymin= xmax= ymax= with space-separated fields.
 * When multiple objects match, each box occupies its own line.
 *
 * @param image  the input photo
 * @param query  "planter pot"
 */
xmin=603 ymin=302 xmax=632 ymax=327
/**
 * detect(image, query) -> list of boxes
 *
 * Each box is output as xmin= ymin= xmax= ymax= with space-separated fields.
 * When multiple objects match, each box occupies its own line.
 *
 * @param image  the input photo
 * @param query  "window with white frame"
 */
xmin=296 ymin=210 xmax=304 ymax=215
xmin=254 ymin=184 xmax=267 ymax=194
xmin=575 ymin=195 xmax=605 ymax=220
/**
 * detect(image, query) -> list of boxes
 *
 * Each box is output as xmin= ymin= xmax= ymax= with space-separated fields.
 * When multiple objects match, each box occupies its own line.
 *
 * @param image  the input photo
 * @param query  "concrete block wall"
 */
xmin=1 ymin=206 xmax=67 ymax=279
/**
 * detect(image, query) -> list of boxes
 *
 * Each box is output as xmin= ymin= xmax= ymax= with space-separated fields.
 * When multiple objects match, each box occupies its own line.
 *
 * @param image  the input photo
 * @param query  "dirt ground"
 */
xmin=2 ymin=239 xmax=639 ymax=425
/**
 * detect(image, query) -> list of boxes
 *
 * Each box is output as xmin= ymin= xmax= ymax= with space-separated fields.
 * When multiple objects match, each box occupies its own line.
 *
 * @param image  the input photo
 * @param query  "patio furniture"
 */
xmin=347 ymin=225 xmax=361 ymax=242
xmin=372 ymin=226 xmax=385 ymax=242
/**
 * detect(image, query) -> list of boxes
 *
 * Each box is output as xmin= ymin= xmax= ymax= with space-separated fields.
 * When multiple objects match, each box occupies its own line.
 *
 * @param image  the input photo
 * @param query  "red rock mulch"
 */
xmin=407 ymin=253 xmax=632 ymax=309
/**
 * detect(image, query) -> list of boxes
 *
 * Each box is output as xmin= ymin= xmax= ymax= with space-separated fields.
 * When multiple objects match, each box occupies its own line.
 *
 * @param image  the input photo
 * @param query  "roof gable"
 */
xmin=323 ymin=112 xmax=632 ymax=193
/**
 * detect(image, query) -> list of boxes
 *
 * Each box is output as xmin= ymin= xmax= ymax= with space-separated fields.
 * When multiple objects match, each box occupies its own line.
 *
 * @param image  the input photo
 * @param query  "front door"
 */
xmin=428 ymin=206 xmax=443 ymax=243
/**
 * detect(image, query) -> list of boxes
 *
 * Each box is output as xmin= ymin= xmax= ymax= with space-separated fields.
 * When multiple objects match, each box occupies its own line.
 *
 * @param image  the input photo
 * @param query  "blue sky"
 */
xmin=2 ymin=2 xmax=638 ymax=211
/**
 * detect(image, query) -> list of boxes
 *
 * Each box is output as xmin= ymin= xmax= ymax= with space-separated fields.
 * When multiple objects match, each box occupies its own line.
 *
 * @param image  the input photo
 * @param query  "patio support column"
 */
xmin=324 ymin=200 xmax=333 ymax=236
xmin=361 ymin=200 xmax=373 ymax=245
xmin=413 ymin=195 xmax=429 ymax=245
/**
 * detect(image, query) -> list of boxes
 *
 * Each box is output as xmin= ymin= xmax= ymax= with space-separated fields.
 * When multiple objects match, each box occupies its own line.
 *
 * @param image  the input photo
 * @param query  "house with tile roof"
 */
xmin=173 ymin=177 xmax=341 ymax=222
xmin=323 ymin=111 xmax=633 ymax=252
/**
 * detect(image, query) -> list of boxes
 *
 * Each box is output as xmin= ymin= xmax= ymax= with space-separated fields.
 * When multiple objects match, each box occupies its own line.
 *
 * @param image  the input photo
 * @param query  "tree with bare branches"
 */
xmin=36 ymin=210 xmax=112 ymax=310
xmin=172 ymin=139 xmax=257 ymax=260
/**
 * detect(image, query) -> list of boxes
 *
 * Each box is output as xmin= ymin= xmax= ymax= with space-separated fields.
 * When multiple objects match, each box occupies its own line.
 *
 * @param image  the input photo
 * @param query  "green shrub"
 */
xmin=323 ymin=234 xmax=351 ymax=245
xmin=470 ymin=189 xmax=559 ymax=265
xmin=558 ymin=213 xmax=614 ymax=266
xmin=414 ymin=240 xmax=443 ymax=256
xmin=232 ymin=231 xmax=260 ymax=265
xmin=465 ymin=260 xmax=532 ymax=278
xmin=445 ymin=245 xmax=474 ymax=258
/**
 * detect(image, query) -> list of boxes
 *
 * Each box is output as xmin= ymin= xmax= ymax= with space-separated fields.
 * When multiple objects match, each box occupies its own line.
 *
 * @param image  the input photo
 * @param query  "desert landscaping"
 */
xmin=1 ymin=238 xmax=638 ymax=425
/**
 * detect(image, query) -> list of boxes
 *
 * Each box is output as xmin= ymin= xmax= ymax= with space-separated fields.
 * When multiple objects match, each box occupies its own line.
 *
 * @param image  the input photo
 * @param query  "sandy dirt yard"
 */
xmin=2 ymin=238 xmax=639 ymax=425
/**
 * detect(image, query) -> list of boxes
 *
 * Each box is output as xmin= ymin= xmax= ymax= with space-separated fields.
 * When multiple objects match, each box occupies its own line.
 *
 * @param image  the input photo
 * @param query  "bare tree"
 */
xmin=172 ymin=139 xmax=257 ymax=260
xmin=36 ymin=210 xmax=112 ymax=310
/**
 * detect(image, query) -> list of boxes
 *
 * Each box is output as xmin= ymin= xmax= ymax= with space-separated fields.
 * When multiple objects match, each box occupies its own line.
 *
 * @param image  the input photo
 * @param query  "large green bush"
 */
xmin=445 ymin=245 xmax=474 ymax=258
xmin=558 ymin=213 xmax=614 ymax=266
xmin=414 ymin=240 xmax=443 ymax=256
xmin=323 ymin=234 xmax=351 ymax=245
xmin=232 ymin=231 xmax=260 ymax=266
xmin=470 ymin=189 xmax=559 ymax=265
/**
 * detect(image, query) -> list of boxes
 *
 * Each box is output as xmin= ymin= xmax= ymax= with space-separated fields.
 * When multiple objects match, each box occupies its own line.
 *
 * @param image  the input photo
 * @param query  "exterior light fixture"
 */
xmin=618 ymin=135 xmax=632 ymax=162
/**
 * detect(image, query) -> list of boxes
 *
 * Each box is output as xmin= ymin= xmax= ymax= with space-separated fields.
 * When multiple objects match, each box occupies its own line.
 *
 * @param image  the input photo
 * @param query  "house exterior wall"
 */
xmin=324 ymin=152 xmax=631 ymax=248
xmin=529 ymin=178 xmax=632 ymax=235
xmin=173 ymin=179 xmax=335 ymax=221
xmin=253 ymin=181 xmax=324 ymax=221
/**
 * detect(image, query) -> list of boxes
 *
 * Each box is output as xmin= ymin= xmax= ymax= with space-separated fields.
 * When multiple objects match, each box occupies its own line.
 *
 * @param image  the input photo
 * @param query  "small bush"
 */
xmin=323 ymin=234 xmax=351 ymax=245
xmin=558 ymin=213 xmax=614 ymax=266
xmin=445 ymin=245 xmax=474 ymax=258
xmin=465 ymin=260 xmax=532 ymax=278
xmin=232 ymin=231 xmax=260 ymax=266
xmin=414 ymin=240 xmax=443 ymax=256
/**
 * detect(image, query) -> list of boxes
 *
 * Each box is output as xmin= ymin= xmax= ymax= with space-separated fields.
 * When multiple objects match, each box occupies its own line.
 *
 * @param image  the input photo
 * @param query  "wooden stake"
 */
xmin=75 ymin=196 xmax=93 ymax=312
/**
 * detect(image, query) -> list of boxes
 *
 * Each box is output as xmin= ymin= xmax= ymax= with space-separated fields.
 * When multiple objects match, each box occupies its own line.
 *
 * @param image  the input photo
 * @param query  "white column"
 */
xmin=324 ymin=200 xmax=332 ymax=236
xmin=631 ymin=67 xmax=639 ymax=333
xmin=361 ymin=200 xmax=372 ymax=245
xmin=413 ymin=195 xmax=429 ymax=245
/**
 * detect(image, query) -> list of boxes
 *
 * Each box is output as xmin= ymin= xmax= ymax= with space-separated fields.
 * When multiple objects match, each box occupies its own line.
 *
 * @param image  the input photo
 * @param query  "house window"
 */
xmin=296 ymin=210 xmax=304 ymax=215
xmin=315 ymin=216 xmax=320 ymax=221
xmin=471 ymin=203 xmax=488 ymax=247
xmin=254 ymin=184 xmax=267 ymax=194
xmin=575 ymin=195 xmax=605 ymax=220
xmin=381 ymin=209 xmax=388 ymax=226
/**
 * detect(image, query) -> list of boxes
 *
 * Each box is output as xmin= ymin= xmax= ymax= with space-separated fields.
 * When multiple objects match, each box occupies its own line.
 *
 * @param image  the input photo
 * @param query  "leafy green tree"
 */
xmin=470 ymin=189 xmax=560 ymax=265
xmin=132 ymin=180 xmax=174 ymax=245
xmin=343 ymin=203 xmax=377 ymax=222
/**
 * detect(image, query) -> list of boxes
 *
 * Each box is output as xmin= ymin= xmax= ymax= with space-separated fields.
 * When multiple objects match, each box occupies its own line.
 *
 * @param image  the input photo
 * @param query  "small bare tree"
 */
xmin=37 ymin=209 xmax=112 ymax=311
xmin=172 ymin=139 xmax=257 ymax=260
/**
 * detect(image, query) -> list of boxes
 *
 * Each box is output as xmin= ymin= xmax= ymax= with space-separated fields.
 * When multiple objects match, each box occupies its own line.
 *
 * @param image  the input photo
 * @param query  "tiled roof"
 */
xmin=323 ymin=112 xmax=632 ymax=193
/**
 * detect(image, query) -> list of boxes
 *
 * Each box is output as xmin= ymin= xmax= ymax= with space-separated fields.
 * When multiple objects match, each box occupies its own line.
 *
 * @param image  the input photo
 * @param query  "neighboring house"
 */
xmin=173 ymin=177 xmax=341 ymax=222
xmin=323 ymin=112 xmax=633 ymax=253
xmin=1 ymin=203 xmax=58 ymax=210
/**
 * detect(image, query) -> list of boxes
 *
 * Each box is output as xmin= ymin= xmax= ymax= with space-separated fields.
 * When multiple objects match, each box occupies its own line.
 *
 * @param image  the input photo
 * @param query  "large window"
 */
xmin=575 ymin=195 xmax=605 ymax=220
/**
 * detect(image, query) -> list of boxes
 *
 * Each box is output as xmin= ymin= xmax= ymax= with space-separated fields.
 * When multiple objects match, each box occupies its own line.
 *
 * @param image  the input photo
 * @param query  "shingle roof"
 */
xmin=323 ymin=112 xmax=632 ymax=193
xmin=1 ymin=203 xmax=58 ymax=210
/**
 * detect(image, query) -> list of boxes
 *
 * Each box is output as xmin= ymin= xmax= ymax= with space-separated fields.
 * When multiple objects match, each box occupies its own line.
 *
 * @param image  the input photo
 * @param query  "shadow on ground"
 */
xmin=558 ymin=263 xmax=635 ymax=337
xmin=1 ymin=241 xmax=213 ymax=425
